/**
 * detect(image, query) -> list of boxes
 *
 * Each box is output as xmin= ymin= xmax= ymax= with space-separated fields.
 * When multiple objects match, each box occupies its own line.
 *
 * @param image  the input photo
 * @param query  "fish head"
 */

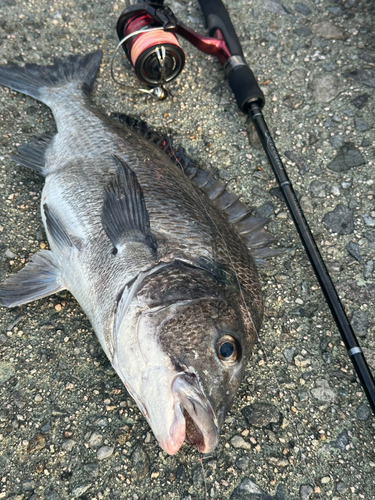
xmin=112 ymin=261 xmax=260 ymax=455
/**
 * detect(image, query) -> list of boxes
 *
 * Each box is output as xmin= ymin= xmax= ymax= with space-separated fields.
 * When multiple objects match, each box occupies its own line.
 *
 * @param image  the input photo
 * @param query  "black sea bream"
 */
xmin=0 ymin=51 xmax=278 ymax=455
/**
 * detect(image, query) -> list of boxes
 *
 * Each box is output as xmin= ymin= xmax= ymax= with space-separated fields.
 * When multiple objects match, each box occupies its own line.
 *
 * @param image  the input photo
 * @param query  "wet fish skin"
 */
xmin=0 ymin=51 xmax=265 ymax=455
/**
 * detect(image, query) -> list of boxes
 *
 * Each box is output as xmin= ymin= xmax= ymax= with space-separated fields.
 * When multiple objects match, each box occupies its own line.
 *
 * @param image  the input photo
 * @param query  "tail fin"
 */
xmin=0 ymin=50 xmax=102 ymax=102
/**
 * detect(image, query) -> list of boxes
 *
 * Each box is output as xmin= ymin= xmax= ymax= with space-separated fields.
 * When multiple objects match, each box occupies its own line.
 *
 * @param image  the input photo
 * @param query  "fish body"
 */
xmin=0 ymin=52 xmax=277 ymax=454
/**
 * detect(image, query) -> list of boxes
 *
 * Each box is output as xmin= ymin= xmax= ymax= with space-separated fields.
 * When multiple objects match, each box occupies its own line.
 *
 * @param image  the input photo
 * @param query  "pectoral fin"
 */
xmin=101 ymin=155 xmax=157 ymax=254
xmin=0 ymin=250 xmax=64 ymax=307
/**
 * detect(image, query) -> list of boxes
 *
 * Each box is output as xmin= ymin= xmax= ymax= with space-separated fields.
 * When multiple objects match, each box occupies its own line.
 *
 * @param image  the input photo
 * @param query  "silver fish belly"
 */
xmin=0 ymin=51 xmax=278 ymax=455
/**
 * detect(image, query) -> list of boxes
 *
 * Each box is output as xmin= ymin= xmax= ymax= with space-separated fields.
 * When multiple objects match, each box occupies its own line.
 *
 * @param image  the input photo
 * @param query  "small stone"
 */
xmin=284 ymin=347 xmax=296 ymax=363
xmin=336 ymin=482 xmax=346 ymax=493
xmin=131 ymin=445 xmax=150 ymax=480
xmin=356 ymin=402 xmax=371 ymax=421
xmin=0 ymin=362 xmax=16 ymax=385
xmin=5 ymin=249 xmax=16 ymax=258
xmin=262 ymin=0 xmax=287 ymax=15
xmin=72 ymin=484 xmax=91 ymax=498
xmin=346 ymin=242 xmax=362 ymax=262
xmin=22 ymin=479 xmax=35 ymax=492
xmin=310 ymin=379 xmax=337 ymax=402
xmin=230 ymin=435 xmax=251 ymax=450
xmin=294 ymin=2 xmax=312 ymax=14
xmin=0 ymin=334 xmax=7 ymax=346
xmin=27 ymin=434 xmax=46 ymax=453
xmin=327 ymin=142 xmax=365 ymax=172
xmin=256 ymin=202 xmax=274 ymax=218
xmin=34 ymin=394 xmax=43 ymax=403
xmin=294 ymin=355 xmax=311 ymax=368
xmin=242 ymin=402 xmax=280 ymax=428
xmin=343 ymin=68 xmax=375 ymax=88
xmin=329 ymin=135 xmax=343 ymax=149
xmin=309 ymin=74 xmax=343 ymax=103
xmin=44 ymin=488 xmax=59 ymax=500
xmin=354 ymin=118 xmax=370 ymax=131
xmin=83 ymin=463 xmax=99 ymax=477
xmin=235 ymin=456 xmax=250 ymax=470
xmin=330 ymin=429 xmax=349 ymax=450
xmin=351 ymin=94 xmax=369 ymax=109
xmin=97 ymin=445 xmax=114 ymax=460
xmin=309 ymin=180 xmax=326 ymax=198
xmin=40 ymin=422 xmax=51 ymax=434
xmin=363 ymin=215 xmax=375 ymax=227
xmin=322 ymin=205 xmax=354 ymax=235
xmin=62 ymin=439 xmax=76 ymax=452
xmin=294 ymin=27 xmax=312 ymax=37
xmin=364 ymin=260 xmax=374 ymax=278
xmin=351 ymin=310 xmax=368 ymax=337
xmin=300 ymin=196 xmax=314 ymax=214
xmin=312 ymin=21 xmax=346 ymax=39
xmin=247 ymin=120 xmax=262 ymax=149
xmin=298 ymin=391 xmax=308 ymax=401
xmin=299 ymin=483 xmax=314 ymax=499
xmin=283 ymin=94 xmax=304 ymax=109
xmin=88 ymin=432 xmax=103 ymax=449
xmin=230 ymin=478 xmax=264 ymax=500
xmin=289 ymin=68 xmax=306 ymax=86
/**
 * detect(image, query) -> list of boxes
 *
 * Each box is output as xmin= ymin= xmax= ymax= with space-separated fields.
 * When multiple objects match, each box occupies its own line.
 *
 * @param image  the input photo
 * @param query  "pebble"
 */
xmin=294 ymin=2 xmax=311 ymax=15
xmin=5 ymin=248 xmax=16 ymax=258
xmin=327 ymin=142 xmax=365 ymax=172
xmin=312 ymin=21 xmax=346 ymax=39
xmin=351 ymin=310 xmax=368 ymax=337
xmin=294 ymin=27 xmax=312 ymax=37
xmin=299 ymin=484 xmax=313 ymax=499
xmin=336 ymin=482 xmax=346 ymax=494
xmin=322 ymin=204 xmax=354 ymax=234
xmin=289 ymin=68 xmax=306 ymax=86
xmin=27 ymin=434 xmax=46 ymax=453
xmin=364 ymin=260 xmax=374 ymax=278
xmin=0 ymin=362 xmax=15 ymax=385
xmin=329 ymin=135 xmax=343 ymax=149
xmin=356 ymin=402 xmax=371 ymax=421
xmin=44 ymin=488 xmax=59 ymax=500
xmin=294 ymin=355 xmax=311 ymax=368
xmin=131 ymin=445 xmax=150 ymax=480
xmin=242 ymin=402 xmax=280 ymax=428
xmin=22 ymin=479 xmax=35 ymax=492
xmin=283 ymin=94 xmax=304 ymax=110
xmin=262 ymin=0 xmax=287 ymax=15
xmin=83 ymin=463 xmax=99 ymax=477
xmin=235 ymin=456 xmax=250 ymax=470
xmin=72 ymin=484 xmax=91 ymax=498
xmin=299 ymin=196 xmax=314 ymax=214
xmin=346 ymin=242 xmax=362 ymax=262
xmin=354 ymin=118 xmax=370 ymax=131
xmin=62 ymin=439 xmax=76 ymax=452
xmin=97 ymin=445 xmax=114 ymax=460
xmin=284 ymin=347 xmax=296 ymax=363
xmin=0 ymin=334 xmax=7 ymax=346
xmin=309 ymin=180 xmax=326 ymax=198
xmin=363 ymin=214 xmax=375 ymax=227
xmin=230 ymin=478 xmax=264 ymax=499
xmin=88 ymin=432 xmax=103 ymax=449
xmin=230 ymin=435 xmax=251 ymax=450
xmin=351 ymin=94 xmax=369 ymax=109
xmin=330 ymin=429 xmax=349 ymax=450
xmin=310 ymin=379 xmax=337 ymax=402
xmin=256 ymin=202 xmax=274 ymax=218
xmin=309 ymin=73 xmax=343 ymax=103
xmin=343 ymin=68 xmax=375 ymax=87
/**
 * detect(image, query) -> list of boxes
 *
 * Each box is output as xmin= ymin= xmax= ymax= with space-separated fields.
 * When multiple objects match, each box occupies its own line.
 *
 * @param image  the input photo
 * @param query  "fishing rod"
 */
xmin=114 ymin=0 xmax=375 ymax=413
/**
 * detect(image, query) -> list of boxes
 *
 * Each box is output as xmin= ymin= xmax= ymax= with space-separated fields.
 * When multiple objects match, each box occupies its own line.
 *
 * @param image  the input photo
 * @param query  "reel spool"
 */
xmin=117 ymin=12 xmax=185 ymax=86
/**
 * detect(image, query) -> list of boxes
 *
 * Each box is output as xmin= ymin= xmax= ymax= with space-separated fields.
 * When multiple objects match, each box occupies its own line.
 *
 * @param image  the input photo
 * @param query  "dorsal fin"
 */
xmin=110 ymin=113 xmax=282 ymax=260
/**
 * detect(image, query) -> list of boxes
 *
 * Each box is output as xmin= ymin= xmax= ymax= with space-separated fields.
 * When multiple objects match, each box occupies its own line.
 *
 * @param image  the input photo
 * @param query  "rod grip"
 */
xmin=228 ymin=65 xmax=265 ymax=111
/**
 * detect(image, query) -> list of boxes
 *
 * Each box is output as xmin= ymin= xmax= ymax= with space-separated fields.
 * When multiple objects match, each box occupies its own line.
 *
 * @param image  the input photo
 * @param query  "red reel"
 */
xmin=122 ymin=13 xmax=185 ymax=86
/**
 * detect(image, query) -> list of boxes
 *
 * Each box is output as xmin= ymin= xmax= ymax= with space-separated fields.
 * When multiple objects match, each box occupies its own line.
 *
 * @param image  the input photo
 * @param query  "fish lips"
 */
xmin=168 ymin=372 xmax=218 ymax=455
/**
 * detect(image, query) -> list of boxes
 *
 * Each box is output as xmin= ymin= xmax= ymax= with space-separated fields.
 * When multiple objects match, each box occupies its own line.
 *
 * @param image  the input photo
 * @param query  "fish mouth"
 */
xmin=163 ymin=372 xmax=218 ymax=455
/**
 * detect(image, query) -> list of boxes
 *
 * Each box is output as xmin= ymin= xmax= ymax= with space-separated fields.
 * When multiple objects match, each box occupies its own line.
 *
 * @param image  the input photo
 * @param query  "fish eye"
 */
xmin=216 ymin=335 xmax=241 ymax=366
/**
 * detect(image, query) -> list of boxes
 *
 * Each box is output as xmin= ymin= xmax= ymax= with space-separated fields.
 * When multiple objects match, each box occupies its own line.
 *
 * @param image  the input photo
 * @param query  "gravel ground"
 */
xmin=0 ymin=0 xmax=374 ymax=499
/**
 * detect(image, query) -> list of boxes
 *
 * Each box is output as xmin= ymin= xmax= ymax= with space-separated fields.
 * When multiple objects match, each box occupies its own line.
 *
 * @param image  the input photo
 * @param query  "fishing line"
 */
xmin=166 ymin=136 xmax=322 ymax=498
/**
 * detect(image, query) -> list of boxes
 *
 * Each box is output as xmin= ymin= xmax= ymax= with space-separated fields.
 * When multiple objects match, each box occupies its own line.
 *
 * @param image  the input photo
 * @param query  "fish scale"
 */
xmin=0 ymin=50 xmax=279 ymax=455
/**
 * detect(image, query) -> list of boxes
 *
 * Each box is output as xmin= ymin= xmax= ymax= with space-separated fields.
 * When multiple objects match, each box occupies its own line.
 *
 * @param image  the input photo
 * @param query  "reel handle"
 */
xmin=198 ymin=0 xmax=265 ymax=111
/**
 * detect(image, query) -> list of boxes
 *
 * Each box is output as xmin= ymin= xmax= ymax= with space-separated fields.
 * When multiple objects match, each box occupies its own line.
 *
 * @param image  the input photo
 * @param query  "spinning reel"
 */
xmin=114 ymin=0 xmax=264 ymax=108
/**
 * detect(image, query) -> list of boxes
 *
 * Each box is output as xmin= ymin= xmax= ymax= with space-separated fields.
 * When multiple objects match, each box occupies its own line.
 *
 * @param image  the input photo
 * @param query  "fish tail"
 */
xmin=0 ymin=50 xmax=102 ymax=104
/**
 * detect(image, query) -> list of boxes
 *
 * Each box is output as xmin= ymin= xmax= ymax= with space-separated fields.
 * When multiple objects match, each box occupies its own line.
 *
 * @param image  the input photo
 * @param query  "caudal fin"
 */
xmin=0 ymin=50 xmax=102 ymax=103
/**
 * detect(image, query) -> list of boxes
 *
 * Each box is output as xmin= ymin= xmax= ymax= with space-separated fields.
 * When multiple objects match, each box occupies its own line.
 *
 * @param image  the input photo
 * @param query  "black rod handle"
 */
xmin=249 ymin=103 xmax=375 ymax=413
xmin=198 ymin=0 xmax=265 ymax=109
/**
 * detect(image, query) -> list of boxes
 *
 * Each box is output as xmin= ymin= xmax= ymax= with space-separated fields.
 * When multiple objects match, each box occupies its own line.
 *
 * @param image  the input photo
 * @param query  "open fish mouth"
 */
xmin=169 ymin=372 xmax=218 ymax=455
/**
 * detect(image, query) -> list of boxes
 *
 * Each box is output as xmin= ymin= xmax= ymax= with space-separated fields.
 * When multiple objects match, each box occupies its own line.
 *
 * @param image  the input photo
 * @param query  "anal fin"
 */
xmin=0 ymin=250 xmax=64 ymax=307
xmin=10 ymin=134 xmax=54 ymax=176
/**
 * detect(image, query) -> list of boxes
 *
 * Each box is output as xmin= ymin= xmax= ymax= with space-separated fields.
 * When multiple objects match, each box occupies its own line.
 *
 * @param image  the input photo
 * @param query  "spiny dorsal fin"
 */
xmin=101 ymin=155 xmax=157 ymax=255
xmin=110 ymin=113 xmax=282 ymax=260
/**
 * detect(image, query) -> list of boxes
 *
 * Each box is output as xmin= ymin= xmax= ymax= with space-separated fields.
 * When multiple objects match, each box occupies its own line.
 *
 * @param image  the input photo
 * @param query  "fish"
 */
xmin=0 ymin=51 xmax=279 ymax=455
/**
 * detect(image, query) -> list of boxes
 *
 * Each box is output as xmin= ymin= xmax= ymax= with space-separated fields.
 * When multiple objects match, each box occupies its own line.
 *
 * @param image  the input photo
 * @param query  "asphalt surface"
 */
xmin=0 ymin=0 xmax=374 ymax=499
